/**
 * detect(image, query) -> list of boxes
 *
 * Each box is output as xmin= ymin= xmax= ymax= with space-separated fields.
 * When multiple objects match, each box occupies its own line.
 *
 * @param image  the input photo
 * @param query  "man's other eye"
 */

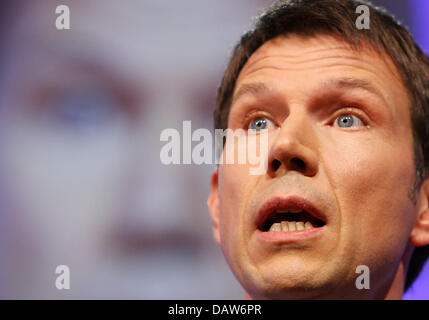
xmin=334 ymin=113 xmax=365 ymax=128
xmin=248 ymin=117 xmax=275 ymax=131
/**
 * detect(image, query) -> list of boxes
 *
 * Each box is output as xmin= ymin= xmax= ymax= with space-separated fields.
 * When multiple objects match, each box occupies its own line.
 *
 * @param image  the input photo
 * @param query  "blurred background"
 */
xmin=0 ymin=0 xmax=426 ymax=299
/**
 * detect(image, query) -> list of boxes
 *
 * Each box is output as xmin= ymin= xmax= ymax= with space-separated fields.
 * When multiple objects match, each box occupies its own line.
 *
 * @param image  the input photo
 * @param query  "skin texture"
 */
xmin=208 ymin=34 xmax=429 ymax=299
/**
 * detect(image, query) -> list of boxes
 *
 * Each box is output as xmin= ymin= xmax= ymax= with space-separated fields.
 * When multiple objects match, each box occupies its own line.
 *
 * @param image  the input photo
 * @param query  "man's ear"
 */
xmin=207 ymin=169 xmax=221 ymax=246
xmin=411 ymin=178 xmax=429 ymax=247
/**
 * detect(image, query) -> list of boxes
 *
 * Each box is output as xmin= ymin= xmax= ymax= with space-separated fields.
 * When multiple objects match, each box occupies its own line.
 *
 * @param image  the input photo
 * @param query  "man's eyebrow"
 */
xmin=232 ymin=78 xmax=386 ymax=105
xmin=320 ymin=77 xmax=386 ymax=103
xmin=232 ymin=82 xmax=272 ymax=105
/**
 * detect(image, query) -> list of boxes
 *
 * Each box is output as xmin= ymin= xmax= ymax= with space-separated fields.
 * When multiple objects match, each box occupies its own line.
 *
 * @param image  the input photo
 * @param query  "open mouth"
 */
xmin=259 ymin=209 xmax=326 ymax=232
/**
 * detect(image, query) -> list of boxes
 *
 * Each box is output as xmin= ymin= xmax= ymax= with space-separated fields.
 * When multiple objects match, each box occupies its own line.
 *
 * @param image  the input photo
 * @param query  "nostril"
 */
xmin=271 ymin=159 xmax=281 ymax=171
xmin=291 ymin=157 xmax=306 ymax=170
xmin=271 ymin=158 xmax=307 ymax=173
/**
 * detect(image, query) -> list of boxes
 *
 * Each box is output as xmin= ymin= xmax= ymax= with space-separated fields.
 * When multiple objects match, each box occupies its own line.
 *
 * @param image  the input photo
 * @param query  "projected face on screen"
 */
xmin=0 ymin=0 xmax=266 ymax=298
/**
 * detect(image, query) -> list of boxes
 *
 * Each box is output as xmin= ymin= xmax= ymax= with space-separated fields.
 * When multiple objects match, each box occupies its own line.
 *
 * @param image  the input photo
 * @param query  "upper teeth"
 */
xmin=269 ymin=221 xmax=314 ymax=232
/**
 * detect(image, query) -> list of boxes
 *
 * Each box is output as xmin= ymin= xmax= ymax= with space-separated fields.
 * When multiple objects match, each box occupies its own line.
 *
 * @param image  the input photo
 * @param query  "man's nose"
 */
xmin=267 ymin=111 xmax=319 ymax=178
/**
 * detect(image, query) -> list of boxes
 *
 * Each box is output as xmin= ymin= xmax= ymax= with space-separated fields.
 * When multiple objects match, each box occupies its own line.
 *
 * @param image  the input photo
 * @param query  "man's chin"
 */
xmin=244 ymin=281 xmax=338 ymax=300
xmin=240 ymin=262 xmax=342 ymax=300
xmin=244 ymin=283 xmax=331 ymax=300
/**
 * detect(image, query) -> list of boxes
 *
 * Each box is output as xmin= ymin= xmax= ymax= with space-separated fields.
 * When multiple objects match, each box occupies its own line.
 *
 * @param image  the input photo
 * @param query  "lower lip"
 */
xmin=256 ymin=226 xmax=326 ymax=244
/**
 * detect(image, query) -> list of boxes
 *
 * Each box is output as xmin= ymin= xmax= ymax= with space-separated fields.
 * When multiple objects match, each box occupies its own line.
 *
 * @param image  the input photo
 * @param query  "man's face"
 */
xmin=209 ymin=35 xmax=419 ymax=299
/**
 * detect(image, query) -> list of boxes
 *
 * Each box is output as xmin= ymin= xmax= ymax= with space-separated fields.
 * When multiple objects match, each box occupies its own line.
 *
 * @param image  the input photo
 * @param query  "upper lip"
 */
xmin=256 ymin=195 xmax=327 ymax=229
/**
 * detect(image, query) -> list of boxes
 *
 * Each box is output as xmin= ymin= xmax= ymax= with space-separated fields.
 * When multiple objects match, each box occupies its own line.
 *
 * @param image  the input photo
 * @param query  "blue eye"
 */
xmin=249 ymin=117 xmax=274 ymax=131
xmin=334 ymin=114 xmax=365 ymax=128
xmin=45 ymin=90 xmax=120 ymax=131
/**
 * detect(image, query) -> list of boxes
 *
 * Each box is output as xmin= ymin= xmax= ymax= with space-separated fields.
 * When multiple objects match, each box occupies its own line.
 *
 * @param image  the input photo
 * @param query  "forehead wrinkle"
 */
xmin=245 ymin=50 xmax=360 ymax=67
xmin=240 ymin=34 xmax=405 ymax=84
xmin=241 ymin=53 xmax=380 ymax=79
xmin=240 ymin=40 xmax=361 ymax=72
xmin=238 ymin=36 xmax=399 ymax=80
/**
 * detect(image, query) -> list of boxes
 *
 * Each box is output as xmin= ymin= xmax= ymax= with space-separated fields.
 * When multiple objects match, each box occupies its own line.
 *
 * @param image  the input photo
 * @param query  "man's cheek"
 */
xmin=218 ymin=163 xmax=253 ymax=207
xmin=326 ymin=142 xmax=400 ymax=195
xmin=326 ymin=144 xmax=414 ymax=240
xmin=218 ymin=167 xmax=250 ymax=248
xmin=217 ymin=204 xmax=243 ymax=271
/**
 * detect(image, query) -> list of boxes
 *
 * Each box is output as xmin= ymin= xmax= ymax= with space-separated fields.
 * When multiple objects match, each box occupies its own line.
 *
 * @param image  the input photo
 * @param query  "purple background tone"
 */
xmin=411 ymin=0 xmax=429 ymax=55
xmin=403 ymin=0 xmax=429 ymax=300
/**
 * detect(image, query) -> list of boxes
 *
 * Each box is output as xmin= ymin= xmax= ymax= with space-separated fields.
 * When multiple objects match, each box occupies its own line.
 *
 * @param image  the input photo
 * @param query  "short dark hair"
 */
xmin=214 ymin=0 xmax=429 ymax=291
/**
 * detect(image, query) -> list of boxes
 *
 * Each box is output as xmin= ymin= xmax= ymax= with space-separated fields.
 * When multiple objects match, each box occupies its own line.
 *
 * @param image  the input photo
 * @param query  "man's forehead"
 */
xmin=243 ymin=35 xmax=379 ymax=70
xmin=236 ymin=34 xmax=404 ymax=91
